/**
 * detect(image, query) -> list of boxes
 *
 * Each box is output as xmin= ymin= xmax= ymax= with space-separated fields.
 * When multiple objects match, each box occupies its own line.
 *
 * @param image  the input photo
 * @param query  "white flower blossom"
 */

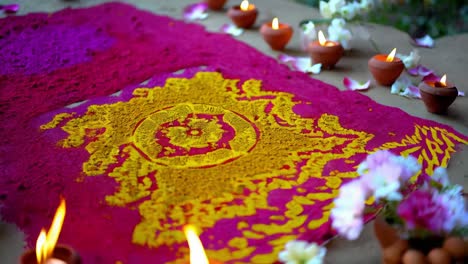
xmin=301 ymin=21 xmax=317 ymax=51
xmin=431 ymin=167 xmax=450 ymax=186
xmin=361 ymin=161 xmax=406 ymax=201
xmin=328 ymin=18 xmax=352 ymax=50
xmin=340 ymin=2 xmax=360 ymax=20
xmin=331 ymin=180 xmax=366 ymax=240
xmin=390 ymin=155 xmax=421 ymax=182
xmin=319 ymin=1 xmax=333 ymax=19
xmin=396 ymin=50 xmax=421 ymax=69
xmin=328 ymin=0 xmax=346 ymax=14
xmin=278 ymin=240 xmax=326 ymax=264
xmin=360 ymin=0 xmax=375 ymax=13
xmin=433 ymin=186 xmax=468 ymax=232
xmin=391 ymin=75 xmax=412 ymax=94
xmin=330 ymin=17 xmax=346 ymax=28
xmin=319 ymin=0 xmax=346 ymax=19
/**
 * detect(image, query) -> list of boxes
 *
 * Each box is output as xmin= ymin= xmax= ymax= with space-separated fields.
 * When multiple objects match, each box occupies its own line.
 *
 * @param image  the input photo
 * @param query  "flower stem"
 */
xmin=369 ymin=37 xmax=381 ymax=54
xmin=357 ymin=22 xmax=381 ymax=53
xmin=299 ymin=18 xmax=333 ymax=27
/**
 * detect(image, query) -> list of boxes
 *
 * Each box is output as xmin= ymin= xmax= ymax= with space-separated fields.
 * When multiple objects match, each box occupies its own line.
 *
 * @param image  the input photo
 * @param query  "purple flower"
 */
xmin=397 ymin=190 xmax=449 ymax=234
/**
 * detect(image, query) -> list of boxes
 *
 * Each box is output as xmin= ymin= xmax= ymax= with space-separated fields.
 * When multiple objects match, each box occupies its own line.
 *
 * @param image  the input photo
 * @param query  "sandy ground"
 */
xmin=1 ymin=0 xmax=466 ymax=263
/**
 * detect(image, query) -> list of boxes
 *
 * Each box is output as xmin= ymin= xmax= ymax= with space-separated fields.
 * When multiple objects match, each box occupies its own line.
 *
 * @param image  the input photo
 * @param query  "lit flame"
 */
xmin=36 ymin=198 xmax=66 ymax=264
xmin=272 ymin=17 xmax=279 ymax=30
xmin=440 ymin=74 xmax=447 ymax=86
xmin=386 ymin=48 xmax=396 ymax=62
xmin=240 ymin=0 xmax=249 ymax=11
xmin=36 ymin=229 xmax=47 ymax=263
xmin=184 ymin=225 xmax=209 ymax=264
xmin=318 ymin=30 xmax=326 ymax=46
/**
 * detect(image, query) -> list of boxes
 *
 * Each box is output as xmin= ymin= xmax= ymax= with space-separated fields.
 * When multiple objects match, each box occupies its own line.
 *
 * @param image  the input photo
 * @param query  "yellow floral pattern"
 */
xmin=41 ymin=72 xmax=466 ymax=263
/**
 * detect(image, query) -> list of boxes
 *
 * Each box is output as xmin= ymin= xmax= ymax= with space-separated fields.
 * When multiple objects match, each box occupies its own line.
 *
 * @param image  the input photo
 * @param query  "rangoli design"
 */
xmin=1 ymin=3 xmax=466 ymax=264
xmin=41 ymin=72 xmax=466 ymax=263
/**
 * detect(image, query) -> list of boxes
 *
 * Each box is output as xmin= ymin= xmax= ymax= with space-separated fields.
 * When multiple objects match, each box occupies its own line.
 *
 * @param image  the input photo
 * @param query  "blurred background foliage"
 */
xmin=295 ymin=0 xmax=468 ymax=38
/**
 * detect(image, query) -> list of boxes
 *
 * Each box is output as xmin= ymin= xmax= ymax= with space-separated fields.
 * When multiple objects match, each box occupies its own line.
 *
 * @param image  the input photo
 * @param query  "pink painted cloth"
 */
xmin=0 ymin=3 xmax=466 ymax=263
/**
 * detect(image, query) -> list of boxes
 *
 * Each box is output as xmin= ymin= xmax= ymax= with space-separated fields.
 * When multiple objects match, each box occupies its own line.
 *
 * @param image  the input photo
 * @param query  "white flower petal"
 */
xmin=412 ymin=34 xmax=434 ymax=48
xmin=301 ymin=22 xmax=317 ymax=51
xmin=183 ymin=2 xmax=209 ymax=21
xmin=400 ymin=85 xmax=421 ymax=99
xmin=220 ymin=23 xmax=244 ymax=36
xmin=279 ymin=240 xmax=327 ymax=264
xmin=343 ymin=77 xmax=370 ymax=91
xmin=391 ymin=75 xmax=420 ymax=98
xmin=309 ymin=63 xmax=322 ymax=74
xmin=328 ymin=21 xmax=352 ymax=50
xmin=331 ymin=18 xmax=346 ymax=28
xmin=397 ymin=50 xmax=421 ymax=69
xmin=278 ymin=54 xmax=321 ymax=74
xmin=432 ymin=167 xmax=450 ymax=186
xmin=319 ymin=1 xmax=333 ymax=19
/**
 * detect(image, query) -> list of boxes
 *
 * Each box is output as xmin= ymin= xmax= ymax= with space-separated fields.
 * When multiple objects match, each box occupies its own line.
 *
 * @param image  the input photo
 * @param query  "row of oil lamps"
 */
xmin=20 ymin=198 xmax=217 ymax=264
xmin=213 ymin=0 xmax=459 ymax=114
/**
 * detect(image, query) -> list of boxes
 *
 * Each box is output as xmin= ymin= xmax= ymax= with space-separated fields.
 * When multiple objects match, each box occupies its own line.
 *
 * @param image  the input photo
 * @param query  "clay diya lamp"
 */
xmin=227 ymin=0 xmax=258 ymax=29
xmin=307 ymin=30 xmax=344 ymax=69
xmin=418 ymin=74 xmax=458 ymax=114
xmin=21 ymin=198 xmax=81 ymax=264
xmin=21 ymin=245 xmax=81 ymax=264
xmin=203 ymin=0 xmax=228 ymax=10
xmin=260 ymin=17 xmax=293 ymax=51
xmin=183 ymin=225 xmax=223 ymax=264
xmin=368 ymin=48 xmax=404 ymax=86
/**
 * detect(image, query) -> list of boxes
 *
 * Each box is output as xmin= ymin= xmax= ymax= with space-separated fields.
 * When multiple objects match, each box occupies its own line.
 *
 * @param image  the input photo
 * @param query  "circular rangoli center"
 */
xmin=132 ymin=103 xmax=258 ymax=168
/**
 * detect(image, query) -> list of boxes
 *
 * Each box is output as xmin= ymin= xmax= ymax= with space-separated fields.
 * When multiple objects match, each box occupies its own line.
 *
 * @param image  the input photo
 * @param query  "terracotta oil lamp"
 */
xmin=307 ymin=30 xmax=344 ymax=69
xmin=21 ymin=246 xmax=81 ymax=264
xmin=260 ymin=17 xmax=293 ymax=51
xmin=204 ymin=0 xmax=228 ymax=10
xmin=368 ymin=48 xmax=404 ymax=86
xmin=183 ymin=225 xmax=223 ymax=264
xmin=20 ymin=198 xmax=81 ymax=264
xmin=418 ymin=74 xmax=458 ymax=114
xmin=227 ymin=0 xmax=258 ymax=29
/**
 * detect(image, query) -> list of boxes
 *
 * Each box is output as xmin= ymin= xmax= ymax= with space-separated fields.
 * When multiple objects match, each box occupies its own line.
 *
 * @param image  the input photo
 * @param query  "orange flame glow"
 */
xmin=440 ymin=74 xmax=447 ymax=86
xmin=386 ymin=48 xmax=396 ymax=62
xmin=272 ymin=17 xmax=279 ymax=30
xmin=240 ymin=0 xmax=250 ymax=11
xmin=36 ymin=198 xmax=66 ymax=264
xmin=184 ymin=225 xmax=209 ymax=264
xmin=318 ymin=31 xmax=327 ymax=46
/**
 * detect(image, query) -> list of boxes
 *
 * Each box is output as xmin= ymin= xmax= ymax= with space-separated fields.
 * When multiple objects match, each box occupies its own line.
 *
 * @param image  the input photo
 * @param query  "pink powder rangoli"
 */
xmin=0 ymin=3 xmax=466 ymax=264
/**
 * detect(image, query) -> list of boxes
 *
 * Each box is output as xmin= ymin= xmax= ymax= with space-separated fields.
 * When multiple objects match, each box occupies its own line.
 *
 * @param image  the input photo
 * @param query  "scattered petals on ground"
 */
xmin=391 ymin=75 xmax=420 ymax=99
xmin=183 ymin=2 xmax=208 ymax=21
xmin=0 ymin=4 xmax=20 ymax=13
xmin=220 ymin=23 xmax=244 ymax=36
xmin=343 ymin=77 xmax=370 ymax=91
xmin=278 ymin=54 xmax=321 ymax=74
xmin=396 ymin=49 xmax=420 ymax=69
xmin=407 ymin=65 xmax=433 ymax=77
xmin=411 ymin=34 xmax=434 ymax=48
xmin=422 ymin=73 xmax=441 ymax=82
xmin=300 ymin=21 xmax=317 ymax=51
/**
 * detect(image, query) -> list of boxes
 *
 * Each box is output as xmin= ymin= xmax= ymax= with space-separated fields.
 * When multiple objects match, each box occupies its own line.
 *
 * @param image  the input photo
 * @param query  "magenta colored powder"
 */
xmin=0 ymin=3 xmax=466 ymax=264
xmin=0 ymin=24 xmax=114 ymax=75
